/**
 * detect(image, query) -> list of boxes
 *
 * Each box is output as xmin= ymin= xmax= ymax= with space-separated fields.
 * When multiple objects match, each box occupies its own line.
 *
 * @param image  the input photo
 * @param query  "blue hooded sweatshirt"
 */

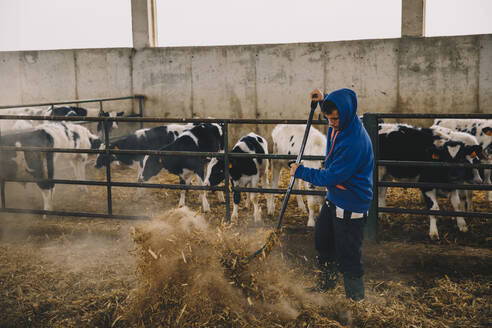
xmin=294 ymin=88 xmax=374 ymax=213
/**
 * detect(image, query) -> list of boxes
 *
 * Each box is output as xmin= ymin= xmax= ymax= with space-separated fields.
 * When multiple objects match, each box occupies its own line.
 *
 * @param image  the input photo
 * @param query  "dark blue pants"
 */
xmin=314 ymin=201 xmax=365 ymax=278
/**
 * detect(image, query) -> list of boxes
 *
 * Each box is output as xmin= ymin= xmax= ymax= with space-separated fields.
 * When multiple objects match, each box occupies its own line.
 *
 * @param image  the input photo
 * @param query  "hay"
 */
xmin=1 ymin=164 xmax=491 ymax=327
xmin=123 ymin=206 xmax=335 ymax=327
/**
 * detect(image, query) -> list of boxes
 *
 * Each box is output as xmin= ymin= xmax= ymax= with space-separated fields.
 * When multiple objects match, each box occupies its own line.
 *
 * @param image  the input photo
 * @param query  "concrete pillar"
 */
xmin=131 ymin=0 xmax=157 ymax=49
xmin=402 ymin=0 xmax=426 ymax=37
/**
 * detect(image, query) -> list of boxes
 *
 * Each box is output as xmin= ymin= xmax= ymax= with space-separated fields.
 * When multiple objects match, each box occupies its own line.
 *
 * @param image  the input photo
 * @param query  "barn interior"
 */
xmin=0 ymin=0 xmax=491 ymax=327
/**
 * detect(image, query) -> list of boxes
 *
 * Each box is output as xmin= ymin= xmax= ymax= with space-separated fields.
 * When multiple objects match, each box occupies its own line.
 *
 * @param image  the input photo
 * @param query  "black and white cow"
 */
xmin=270 ymin=124 xmax=327 ymax=227
xmin=49 ymin=106 xmax=88 ymax=117
xmin=0 ymin=122 xmax=101 ymax=216
xmin=430 ymin=125 xmax=484 ymax=212
xmin=95 ymin=123 xmax=194 ymax=181
xmin=0 ymin=105 xmax=123 ymax=136
xmin=138 ymin=123 xmax=224 ymax=212
xmin=378 ymin=123 xmax=482 ymax=240
xmin=203 ymin=132 xmax=269 ymax=222
xmin=433 ymin=119 xmax=492 ymax=201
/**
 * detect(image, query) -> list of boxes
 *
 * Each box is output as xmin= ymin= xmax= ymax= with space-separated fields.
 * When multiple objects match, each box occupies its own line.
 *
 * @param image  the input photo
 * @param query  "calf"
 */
xmin=433 ymin=119 xmax=492 ymax=201
xmin=430 ymin=125 xmax=483 ymax=212
xmin=95 ymin=123 xmax=194 ymax=181
xmin=0 ymin=105 xmax=123 ymax=136
xmin=0 ymin=122 xmax=101 ymax=216
xmin=49 ymin=105 xmax=124 ymax=135
xmin=270 ymin=124 xmax=327 ymax=227
xmin=203 ymin=132 xmax=269 ymax=222
xmin=138 ymin=123 xmax=224 ymax=212
xmin=378 ymin=124 xmax=482 ymax=239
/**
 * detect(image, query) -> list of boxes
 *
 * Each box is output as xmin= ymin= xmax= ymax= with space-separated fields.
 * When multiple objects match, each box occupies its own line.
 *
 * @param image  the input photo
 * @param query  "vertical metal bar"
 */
xmin=362 ymin=113 xmax=379 ymax=242
xmin=138 ymin=96 xmax=144 ymax=130
xmin=223 ymin=123 xmax=231 ymax=222
xmin=101 ymin=101 xmax=113 ymax=215
xmin=0 ymin=129 xmax=3 ymax=209
xmin=0 ymin=181 xmax=5 ymax=209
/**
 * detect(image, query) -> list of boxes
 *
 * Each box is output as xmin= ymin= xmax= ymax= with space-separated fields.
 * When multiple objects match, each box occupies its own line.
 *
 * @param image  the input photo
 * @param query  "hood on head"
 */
xmin=323 ymin=88 xmax=358 ymax=131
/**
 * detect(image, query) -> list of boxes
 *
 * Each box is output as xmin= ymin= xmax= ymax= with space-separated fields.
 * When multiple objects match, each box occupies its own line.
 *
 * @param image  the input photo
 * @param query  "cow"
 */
xmin=0 ymin=122 xmax=102 ymax=217
xmin=0 ymin=105 xmax=124 ymax=136
xmin=95 ymin=123 xmax=194 ymax=181
xmin=433 ymin=119 xmax=492 ymax=201
xmin=378 ymin=123 xmax=482 ymax=240
xmin=269 ymin=124 xmax=327 ymax=227
xmin=203 ymin=132 xmax=269 ymax=223
xmin=137 ymin=123 xmax=224 ymax=212
xmin=430 ymin=125 xmax=484 ymax=212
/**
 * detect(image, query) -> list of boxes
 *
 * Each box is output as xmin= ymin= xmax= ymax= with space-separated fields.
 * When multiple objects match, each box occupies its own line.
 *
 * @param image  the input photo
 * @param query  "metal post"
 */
xmin=101 ymin=101 xmax=113 ymax=215
xmin=223 ymin=123 xmax=231 ymax=222
xmin=138 ymin=96 xmax=144 ymax=130
xmin=362 ymin=113 xmax=379 ymax=242
xmin=0 ymin=181 xmax=5 ymax=209
xmin=0 ymin=129 xmax=3 ymax=209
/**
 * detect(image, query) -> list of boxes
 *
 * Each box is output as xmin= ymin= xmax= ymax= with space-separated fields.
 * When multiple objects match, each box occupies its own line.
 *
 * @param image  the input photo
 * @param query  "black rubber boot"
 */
xmin=313 ymin=261 xmax=338 ymax=293
xmin=343 ymin=275 xmax=365 ymax=301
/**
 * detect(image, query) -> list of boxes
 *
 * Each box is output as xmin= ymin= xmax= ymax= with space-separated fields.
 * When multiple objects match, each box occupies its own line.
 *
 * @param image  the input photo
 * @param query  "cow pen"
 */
xmin=0 ymin=108 xmax=491 ymax=239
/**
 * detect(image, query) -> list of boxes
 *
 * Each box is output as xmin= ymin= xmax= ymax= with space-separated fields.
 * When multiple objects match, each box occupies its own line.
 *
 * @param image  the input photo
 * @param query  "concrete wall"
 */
xmin=0 ymin=34 xmax=491 ymax=139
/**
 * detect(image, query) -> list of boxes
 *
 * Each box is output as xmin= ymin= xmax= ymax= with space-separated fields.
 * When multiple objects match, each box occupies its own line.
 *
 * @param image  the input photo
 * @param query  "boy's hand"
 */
xmin=310 ymin=89 xmax=323 ymax=102
xmin=289 ymin=162 xmax=300 ymax=176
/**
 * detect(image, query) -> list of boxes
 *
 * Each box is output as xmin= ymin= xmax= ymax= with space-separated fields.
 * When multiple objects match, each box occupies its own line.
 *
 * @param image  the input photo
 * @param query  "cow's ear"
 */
xmin=470 ymin=145 xmax=483 ymax=159
xmin=482 ymin=127 xmax=492 ymax=136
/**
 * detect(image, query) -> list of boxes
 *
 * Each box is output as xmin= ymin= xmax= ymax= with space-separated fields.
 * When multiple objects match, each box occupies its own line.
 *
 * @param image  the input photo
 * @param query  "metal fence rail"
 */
xmin=0 ymin=112 xmax=327 ymax=221
xmin=1 ymin=108 xmax=491 ymax=239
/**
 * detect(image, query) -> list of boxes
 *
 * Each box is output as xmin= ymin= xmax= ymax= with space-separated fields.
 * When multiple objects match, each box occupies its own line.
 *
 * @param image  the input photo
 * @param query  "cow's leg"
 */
xmin=378 ymin=167 xmax=388 ymax=207
xmin=268 ymin=159 xmax=281 ymax=215
xmin=464 ymin=189 xmax=474 ymax=212
xmin=75 ymin=158 xmax=89 ymax=193
xmin=249 ymin=177 xmax=262 ymax=223
xmin=423 ymin=189 xmax=440 ymax=240
xmin=40 ymin=187 xmax=54 ymax=219
xmin=295 ymin=179 xmax=307 ymax=213
xmin=217 ymin=191 xmax=225 ymax=202
xmin=305 ymin=182 xmax=316 ymax=227
xmin=450 ymin=189 xmax=468 ymax=232
xmin=484 ymin=167 xmax=492 ymax=201
xmin=231 ymin=182 xmax=240 ymax=221
xmin=136 ymin=161 xmax=146 ymax=197
xmin=178 ymin=174 xmax=193 ymax=207
xmin=244 ymin=188 xmax=251 ymax=209
xmin=178 ymin=176 xmax=189 ymax=207
xmin=193 ymin=174 xmax=210 ymax=213
xmin=260 ymin=159 xmax=273 ymax=214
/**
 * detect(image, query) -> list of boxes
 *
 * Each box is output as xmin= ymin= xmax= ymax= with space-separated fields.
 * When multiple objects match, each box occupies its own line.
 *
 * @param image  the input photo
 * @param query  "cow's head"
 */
xmin=429 ymin=141 xmax=481 ymax=163
xmin=97 ymin=111 xmax=124 ymax=134
xmin=481 ymin=126 xmax=492 ymax=159
xmin=204 ymin=157 xmax=227 ymax=186
xmin=94 ymin=144 xmax=117 ymax=169
xmin=429 ymin=141 xmax=483 ymax=183
xmin=138 ymin=154 xmax=165 ymax=182
xmin=51 ymin=106 xmax=88 ymax=117
xmin=89 ymin=136 xmax=102 ymax=150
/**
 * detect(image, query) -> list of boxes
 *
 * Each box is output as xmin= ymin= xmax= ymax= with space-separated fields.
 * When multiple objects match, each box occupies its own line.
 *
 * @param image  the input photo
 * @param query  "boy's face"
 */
xmin=323 ymin=109 xmax=340 ymax=130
